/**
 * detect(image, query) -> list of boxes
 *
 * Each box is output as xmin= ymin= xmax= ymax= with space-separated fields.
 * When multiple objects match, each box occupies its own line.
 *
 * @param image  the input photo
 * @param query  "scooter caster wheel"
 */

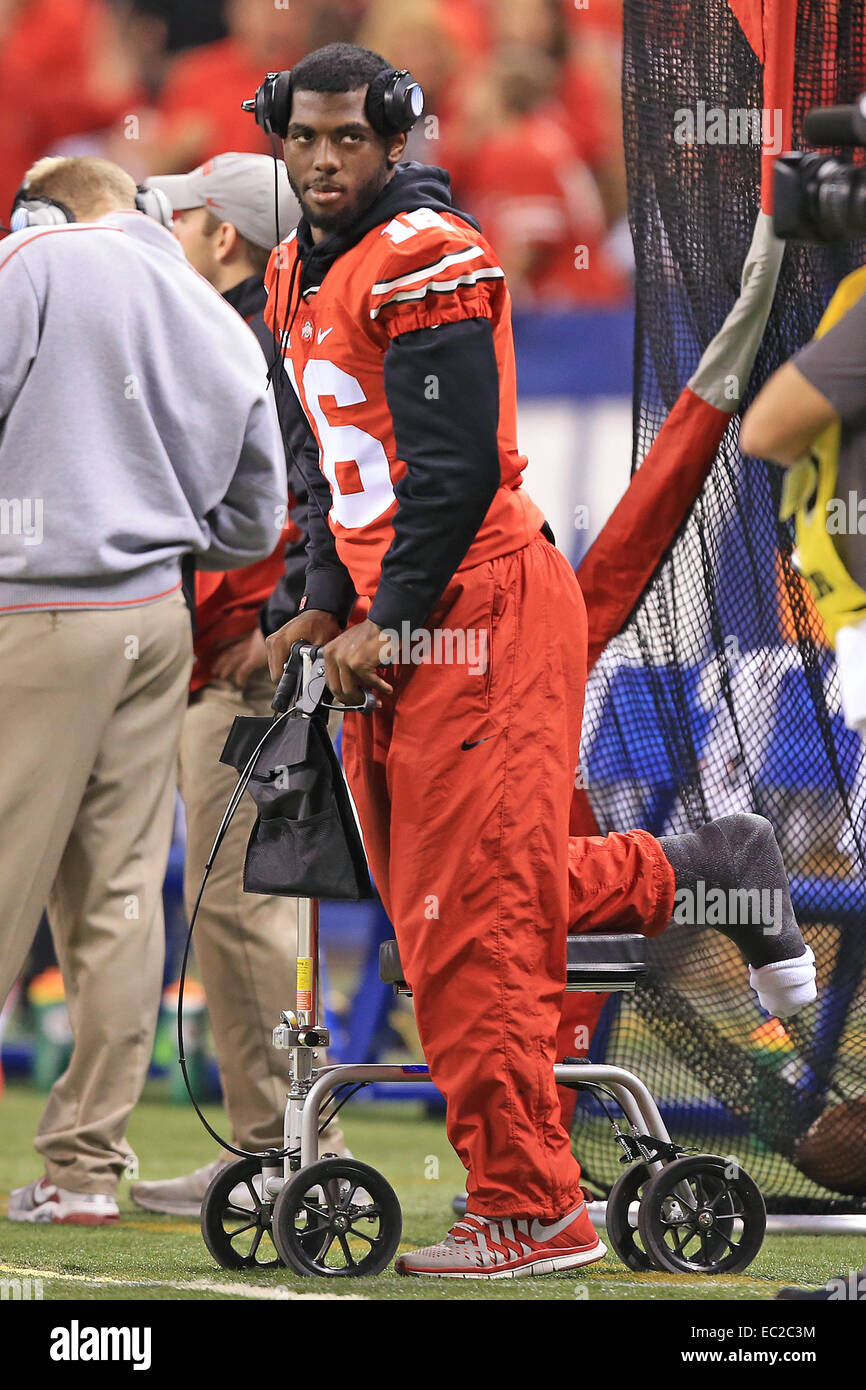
xmin=272 ymin=1157 xmax=402 ymax=1277
xmin=637 ymin=1153 xmax=766 ymax=1275
xmin=201 ymin=1156 xmax=282 ymax=1271
xmin=606 ymin=1162 xmax=662 ymax=1271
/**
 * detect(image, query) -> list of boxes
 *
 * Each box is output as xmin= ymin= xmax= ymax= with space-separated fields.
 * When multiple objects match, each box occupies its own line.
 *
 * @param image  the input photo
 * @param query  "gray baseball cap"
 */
xmin=146 ymin=152 xmax=299 ymax=251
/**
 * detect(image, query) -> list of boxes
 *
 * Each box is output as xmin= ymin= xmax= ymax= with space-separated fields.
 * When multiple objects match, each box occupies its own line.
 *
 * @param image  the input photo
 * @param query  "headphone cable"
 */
xmin=265 ymin=140 xmax=336 ymax=543
xmin=176 ymin=712 xmax=303 ymax=1161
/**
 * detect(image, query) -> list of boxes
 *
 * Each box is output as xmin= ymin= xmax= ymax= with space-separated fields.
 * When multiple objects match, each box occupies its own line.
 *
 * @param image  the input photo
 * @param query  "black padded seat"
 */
xmin=379 ymin=933 xmax=647 ymax=994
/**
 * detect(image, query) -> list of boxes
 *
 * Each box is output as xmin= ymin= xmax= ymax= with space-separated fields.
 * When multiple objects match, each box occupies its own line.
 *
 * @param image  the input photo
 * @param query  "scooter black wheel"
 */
xmin=606 ymin=1163 xmax=662 ymax=1271
xmin=637 ymin=1154 xmax=766 ymax=1275
xmin=200 ymin=1156 xmax=282 ymax=1271
xmin=271 ymin=1157 xmax=402 ymax=1277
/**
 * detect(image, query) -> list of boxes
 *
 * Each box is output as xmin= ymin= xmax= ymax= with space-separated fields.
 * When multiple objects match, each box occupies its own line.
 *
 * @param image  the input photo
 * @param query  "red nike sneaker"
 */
xmin=395 ymin=1199 xmax=606 ymax=1279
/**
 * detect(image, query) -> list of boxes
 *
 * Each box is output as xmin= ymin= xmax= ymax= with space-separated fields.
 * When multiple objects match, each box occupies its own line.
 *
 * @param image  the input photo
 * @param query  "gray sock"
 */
xmin=658 ymin=813 xmax=805 ymax=968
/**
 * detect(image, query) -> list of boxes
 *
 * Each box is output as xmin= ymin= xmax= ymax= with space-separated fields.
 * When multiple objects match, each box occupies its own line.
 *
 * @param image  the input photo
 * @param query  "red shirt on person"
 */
xmin=0 ymin=0 xmax=147 ymax=219
xmin=156 ymin=36 xmax=301 ymax=169
xmin=190 ymin=524 xmax=298 ymax=692
xmin=459 ymin=106 xmax=629 ymax=306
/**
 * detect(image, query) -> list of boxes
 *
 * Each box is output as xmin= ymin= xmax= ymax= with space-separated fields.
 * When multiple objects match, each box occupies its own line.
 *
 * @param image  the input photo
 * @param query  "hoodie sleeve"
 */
xmin=361 ymin=217 xmax=508 ymax=631
xmin=0 ymin=250 xmax=40 ymax=422
xmin=196 ymin=390 xmax=289 ymax=571
xmin=266 ymin=361 xmax=357 ymax=626
xmin=367 ymin=317 xmax=501 ymax=632
xmin=262 ymin=235 xmax=357 ymax=626
xmin=259 ymin=489 xmax=309 ymax=636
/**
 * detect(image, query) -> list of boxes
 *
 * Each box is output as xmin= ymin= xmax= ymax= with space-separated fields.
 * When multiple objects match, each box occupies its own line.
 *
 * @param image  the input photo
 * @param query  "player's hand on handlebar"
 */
xmin=323 ymin=618 xmax=394 ymax=702
xmin=265 ymin=609 xmax=342 ymax=683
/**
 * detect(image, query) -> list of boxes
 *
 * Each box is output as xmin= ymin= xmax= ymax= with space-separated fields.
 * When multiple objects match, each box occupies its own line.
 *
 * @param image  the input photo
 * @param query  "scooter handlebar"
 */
xmin=271 ymin=641 xmax=378 ymax=716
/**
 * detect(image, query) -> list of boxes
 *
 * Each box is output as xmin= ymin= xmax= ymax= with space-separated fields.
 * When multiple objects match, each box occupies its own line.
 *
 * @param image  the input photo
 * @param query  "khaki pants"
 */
xmin=179 ymin=669 xmax=341 ymax=1154
xmin=0 ymin=591 xmax=193 ymax=1193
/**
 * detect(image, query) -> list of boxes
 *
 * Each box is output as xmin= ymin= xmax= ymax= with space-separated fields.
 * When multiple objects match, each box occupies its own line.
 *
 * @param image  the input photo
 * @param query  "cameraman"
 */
xmin=741 ymin=267 xmax=866 ymax=736
xmin=0 ymin=155 xmax=286 ymax=1225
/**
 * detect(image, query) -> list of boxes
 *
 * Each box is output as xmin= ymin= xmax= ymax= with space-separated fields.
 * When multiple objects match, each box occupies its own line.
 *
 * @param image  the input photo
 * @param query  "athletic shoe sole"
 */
xmin=8 ymin=1207 xmax=119 ymax=1225
xmin=129 ymin=1196 xmax=204 ymax=1217
xmin=396 ymin=1238 xmax=607 ymax=1279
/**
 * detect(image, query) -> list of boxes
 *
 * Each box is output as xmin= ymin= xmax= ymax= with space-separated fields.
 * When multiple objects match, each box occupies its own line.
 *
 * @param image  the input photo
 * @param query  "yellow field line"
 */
xmin=124 ymin=1219 xmax=202 ymax=1234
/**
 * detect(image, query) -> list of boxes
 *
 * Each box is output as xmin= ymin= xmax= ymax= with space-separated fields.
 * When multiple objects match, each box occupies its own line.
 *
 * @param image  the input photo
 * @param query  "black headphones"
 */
xmin=9 ymin=182 xmax=173 ymax=232
xmin=242 ymin=66 xmax=424 ymax=141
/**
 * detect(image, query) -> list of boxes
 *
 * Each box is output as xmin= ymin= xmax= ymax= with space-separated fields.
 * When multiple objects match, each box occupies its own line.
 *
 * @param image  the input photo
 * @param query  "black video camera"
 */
xmin=773 ymin=95 xmax=866 ymax=242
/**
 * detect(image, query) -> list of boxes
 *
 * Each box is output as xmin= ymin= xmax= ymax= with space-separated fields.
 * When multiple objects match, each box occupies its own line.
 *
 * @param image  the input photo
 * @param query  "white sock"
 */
xmin=749 ymin=945 xmax=817 ymax=1018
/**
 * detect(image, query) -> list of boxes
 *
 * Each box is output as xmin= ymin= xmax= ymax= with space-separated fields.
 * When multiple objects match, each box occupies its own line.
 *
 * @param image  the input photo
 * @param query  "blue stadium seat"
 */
xmin=756 ymin=667 xmax=864 ymax=793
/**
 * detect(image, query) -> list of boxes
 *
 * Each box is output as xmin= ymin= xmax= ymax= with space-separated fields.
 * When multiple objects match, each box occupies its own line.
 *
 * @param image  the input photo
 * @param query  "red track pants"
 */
xmin=342 ymin=533 xmax=675 ymax=1217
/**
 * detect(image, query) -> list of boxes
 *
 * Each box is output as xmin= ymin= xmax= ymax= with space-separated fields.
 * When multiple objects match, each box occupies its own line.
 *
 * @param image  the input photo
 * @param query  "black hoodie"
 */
xmin=261 ymin=163 xmax=547 ymax=637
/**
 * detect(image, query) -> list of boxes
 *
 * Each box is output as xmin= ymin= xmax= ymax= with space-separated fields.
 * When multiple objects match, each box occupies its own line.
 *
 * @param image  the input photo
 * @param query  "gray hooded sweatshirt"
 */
xmin=0 ymin=209 xmax=286 ymax=611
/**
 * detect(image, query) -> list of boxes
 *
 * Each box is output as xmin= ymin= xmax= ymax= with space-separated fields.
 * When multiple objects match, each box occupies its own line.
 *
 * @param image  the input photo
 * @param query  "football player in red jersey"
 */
xmin=261 ymin=44 xmax=816 ymax=1278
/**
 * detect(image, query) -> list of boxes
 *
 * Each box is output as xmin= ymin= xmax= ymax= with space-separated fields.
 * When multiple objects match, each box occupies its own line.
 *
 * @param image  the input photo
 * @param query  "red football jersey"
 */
xmin=263 ymin=206 xmax=545 ymax=603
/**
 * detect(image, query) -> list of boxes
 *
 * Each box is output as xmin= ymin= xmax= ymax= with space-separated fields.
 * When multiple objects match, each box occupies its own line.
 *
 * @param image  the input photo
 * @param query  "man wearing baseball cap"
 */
xmin=147 ymin=151 xmax=296 ymax=302
xmin=130 ymin=152 xmax=348 ymax=1216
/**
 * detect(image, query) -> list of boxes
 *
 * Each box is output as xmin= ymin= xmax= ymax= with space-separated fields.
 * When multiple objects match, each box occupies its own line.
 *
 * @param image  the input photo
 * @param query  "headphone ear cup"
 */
xmin=364 ymin=70 xmax=391 ymax=135
xmin=366 ymin=68 xmax=424 ymax=136
xmin=267 ymin=69 xmax=294 ymax=139
xmin=136 ymin=185 xmax=173 ymax=228
xmin=9 ymin=194 xmax=73 ymax=229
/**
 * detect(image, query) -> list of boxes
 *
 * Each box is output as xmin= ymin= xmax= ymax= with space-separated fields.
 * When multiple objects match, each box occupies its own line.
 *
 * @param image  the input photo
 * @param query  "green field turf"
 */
xmin=0 ymin=1083 xmax=862 ymax=1301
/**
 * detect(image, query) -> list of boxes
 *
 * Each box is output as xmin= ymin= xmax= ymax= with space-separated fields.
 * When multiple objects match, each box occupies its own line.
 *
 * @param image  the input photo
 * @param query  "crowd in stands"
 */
xmin=0 ymin=0 xmax=631 ymax=307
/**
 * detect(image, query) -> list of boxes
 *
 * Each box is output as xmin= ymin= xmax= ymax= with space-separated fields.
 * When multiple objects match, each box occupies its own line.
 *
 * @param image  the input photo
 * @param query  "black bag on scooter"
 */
xmin=219 ymin=706 xmax=373 ymax=901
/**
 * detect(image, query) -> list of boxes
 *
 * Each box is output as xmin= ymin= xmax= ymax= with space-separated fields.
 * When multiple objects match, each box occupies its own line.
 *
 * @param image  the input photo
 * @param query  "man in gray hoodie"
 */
xmin=0 ymin=155 xmax=287 ymax=1225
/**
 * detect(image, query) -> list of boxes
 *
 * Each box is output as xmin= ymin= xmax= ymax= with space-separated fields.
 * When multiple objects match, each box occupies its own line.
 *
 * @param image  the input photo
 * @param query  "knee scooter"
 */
xmin=196 ymin=645 xmax=767 ymax=1278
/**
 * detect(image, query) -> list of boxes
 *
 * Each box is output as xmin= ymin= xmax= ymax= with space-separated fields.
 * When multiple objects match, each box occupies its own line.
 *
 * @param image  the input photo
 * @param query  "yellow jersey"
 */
xmin=780 ymin=264 xmax=866 ymax=643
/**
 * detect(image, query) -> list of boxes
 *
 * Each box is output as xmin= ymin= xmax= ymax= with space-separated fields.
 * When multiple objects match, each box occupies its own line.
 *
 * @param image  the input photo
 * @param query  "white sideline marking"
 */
xmin=601 ymin=1278 xmax=775 ymax=1290
xmin=0 ymin=1262 xmax=367 ymax=1300
xmin=0 ymin=1261 xmax=777 ymax=1296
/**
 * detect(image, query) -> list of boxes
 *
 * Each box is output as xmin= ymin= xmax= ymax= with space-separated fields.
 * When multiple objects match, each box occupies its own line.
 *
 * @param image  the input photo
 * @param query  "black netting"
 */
xmin=572 ymin=0 xmax=866 ymax=1211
